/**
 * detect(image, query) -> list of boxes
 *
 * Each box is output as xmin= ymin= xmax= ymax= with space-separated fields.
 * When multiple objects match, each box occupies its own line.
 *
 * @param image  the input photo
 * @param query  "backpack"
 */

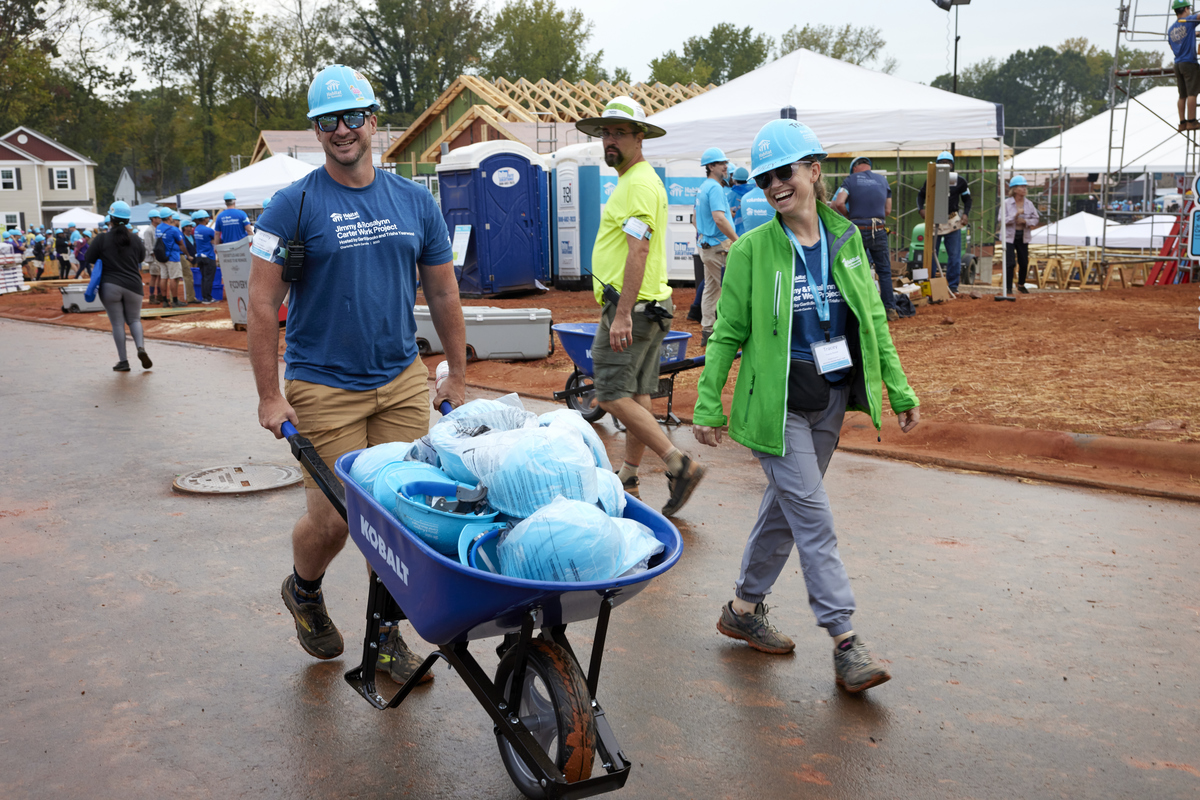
xmin=153 ymin=236 xmax=168 ymax=263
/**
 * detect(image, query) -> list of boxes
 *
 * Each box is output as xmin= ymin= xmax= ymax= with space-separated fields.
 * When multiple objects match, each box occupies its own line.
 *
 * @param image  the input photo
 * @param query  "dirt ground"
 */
xmin=4 ymin=279 xmax=1198 ymax=444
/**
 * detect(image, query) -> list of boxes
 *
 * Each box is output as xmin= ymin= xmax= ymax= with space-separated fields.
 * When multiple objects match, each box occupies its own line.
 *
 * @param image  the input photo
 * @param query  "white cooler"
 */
xmin=60 ymin=284 xmax=105 ymax=313
xmin=415 ymin=305 xmax=552 ymax=360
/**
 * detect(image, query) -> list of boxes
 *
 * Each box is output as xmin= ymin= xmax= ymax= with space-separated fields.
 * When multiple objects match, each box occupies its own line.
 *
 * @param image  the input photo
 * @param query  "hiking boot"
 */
xmin=112 ymin=360 xmax=130 ymax=372
xmin=1017 ymin=285 xmax=1029 ymax=294
xmin=833 ymin=635 xmax=891 ymax=693
xmin=686 ymin=306 xmax=702 ymax=323
xmin=378 ymin=626 xmax=434 ymax=685
xmin=161 ymin=300 xmax=171 ymax=308
xmin=716 ymin=601 xmax=795 ymax=654
xmin=172 ymin=300 xmax=186 ymax=308
xmin=886 ymin=307 xmax=900 ymax=322
xmin=661 ymin=455 xmax=705 ymax=517
xmin=137 ymin=348 xmax=152 ymax=369
xmin=280 ymin=574 xmax=344 ymax=660
xmin=617 ymin=471 xmax=640 ymax=499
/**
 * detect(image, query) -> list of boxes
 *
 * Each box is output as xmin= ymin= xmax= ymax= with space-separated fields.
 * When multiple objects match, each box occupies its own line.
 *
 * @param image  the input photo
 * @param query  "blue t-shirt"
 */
xmin=254 ymin=167 xmax=454 ymax=391
xmin=1170 ymin=15 xmax=1199 ymax=63
xmin=726 ymin=183 xmax=754 ymax=235
xmin=193 ymin=225 xmax=216 ymax=258
xmin=215 ymin=208 xmax=251 ymax=242
xmin=160 ymin=225 xmax=184 ymax=261
xmin=837 ymin=171 xmax=891 ymax=222
xmin=695 ymin=178 xmax=731 ymax=245
xmin=790 ymin=233 xmax=850 ymax=384
xmin=740 ymin=187 xmax=774 ymax=232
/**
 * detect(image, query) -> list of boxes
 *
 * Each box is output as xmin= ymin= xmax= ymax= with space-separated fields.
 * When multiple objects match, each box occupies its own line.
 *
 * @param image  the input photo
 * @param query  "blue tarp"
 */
xmin=128 ymin=202 xmax=159 ymax=227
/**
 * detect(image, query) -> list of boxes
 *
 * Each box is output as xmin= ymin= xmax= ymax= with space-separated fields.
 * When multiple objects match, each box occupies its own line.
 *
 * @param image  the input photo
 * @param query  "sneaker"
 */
xmin=112 ymin=360 xmax=130 ymax=372
xmin=377 ymin=625 xmax=434 ymax=685
xmin=161 ymin=300 xmax=170 ymax=308
xmin=833 ymin=635 xmax=891 ymax=693
xmin=661 ymin=455 xmax=705 ymax=517
xmin=1017 ymin=285 xmax=1029 ymax=294
xmin=617 ymin=471 xmax=640 ymax=499
xmin=886 ymin=307 xmax=900 ymax=322
xmin=137 ymin=348 xmax=152 ymax=369
xmin=686 ymin=307 xmax=702 ymax=323
xmin=280 ymin=575 xmax=344 ymax=660
xmin=172 ymin=300 xmax=186 ymax=308
xmin=716 ymin=601 xmax=795 ymax=654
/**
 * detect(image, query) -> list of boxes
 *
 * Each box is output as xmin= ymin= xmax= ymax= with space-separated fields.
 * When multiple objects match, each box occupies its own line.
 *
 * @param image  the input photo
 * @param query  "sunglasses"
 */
xmin=315 ymin=111 xmax=368 ymax=133
xmin=754 ymin=160 xmax=814 ymax=191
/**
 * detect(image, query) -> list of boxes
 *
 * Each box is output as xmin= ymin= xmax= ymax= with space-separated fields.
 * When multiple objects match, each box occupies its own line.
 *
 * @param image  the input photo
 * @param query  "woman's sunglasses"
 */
xmin=316 ymin=111 xmax=368 ymax=133
xmin=754 ymin=160 xmax=814 ymax=191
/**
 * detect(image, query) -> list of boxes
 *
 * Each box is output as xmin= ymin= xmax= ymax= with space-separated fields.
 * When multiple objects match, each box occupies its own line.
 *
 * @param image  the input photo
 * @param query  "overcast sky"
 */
xmin=541 ymin=0 xmax=1173 ymax=86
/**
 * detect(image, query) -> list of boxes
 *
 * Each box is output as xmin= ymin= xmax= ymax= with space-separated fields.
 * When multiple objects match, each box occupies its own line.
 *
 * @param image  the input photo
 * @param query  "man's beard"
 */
xmin=604 ymin=147 xmax=623 ymax=168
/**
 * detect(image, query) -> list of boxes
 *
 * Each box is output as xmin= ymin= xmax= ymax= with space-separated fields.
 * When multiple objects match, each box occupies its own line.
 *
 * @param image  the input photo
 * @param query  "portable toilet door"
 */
xmin=665 ymin=159 xmax=707 ymax=283
xmin=550 ymin=142 xmax=607 ymax=291
xmin=436 ymin=141 xmax=549 ymax=296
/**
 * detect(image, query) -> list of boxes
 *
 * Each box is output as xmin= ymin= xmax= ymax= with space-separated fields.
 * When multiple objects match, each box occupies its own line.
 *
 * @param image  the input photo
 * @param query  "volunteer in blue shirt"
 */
xmin=832 ymin=156 xmax=898 ymax=321
xmin=214 ymin=192 xmax=252 ymax=244
xmin=249 ymin=64 xmax=466 ymax=686
xmin=696 ymin=147 xmax=738 ymax=345
xmin=157 ymin=213 xmax=186 ymax=307
xmin=191 ymin=211 xmax=218 ymax=303
xmin=739 ymin=185 xmax=774 ymax=233
xmin=726 ymin=166 xmax=753 ymax=235
xmin=1170 ymin=0 xmax=1200 ymax=131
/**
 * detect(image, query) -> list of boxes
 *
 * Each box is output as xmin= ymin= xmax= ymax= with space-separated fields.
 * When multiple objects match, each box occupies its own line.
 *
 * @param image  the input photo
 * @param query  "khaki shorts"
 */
xmin=284 ymin=358 xmax=431 ymax=489
xmin=591 ymin=297 xmax=672 ymax=402
xmin=162 ymin=260 xmax=183 ymax=280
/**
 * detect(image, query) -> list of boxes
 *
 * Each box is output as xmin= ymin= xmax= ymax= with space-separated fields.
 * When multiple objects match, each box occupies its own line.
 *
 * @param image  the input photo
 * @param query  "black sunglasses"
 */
xmin=754 ymin=160 xmax=815 ymax=191
xmin=316 ymin=110 xmax=368 ymax=133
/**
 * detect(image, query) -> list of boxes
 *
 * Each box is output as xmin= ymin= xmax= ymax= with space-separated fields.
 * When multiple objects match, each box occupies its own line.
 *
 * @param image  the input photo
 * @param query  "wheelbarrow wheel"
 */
xmin=495 ymin=639 xmax=596 ymax=798
xmin=564 ymin=372 xmax=605 ymax=423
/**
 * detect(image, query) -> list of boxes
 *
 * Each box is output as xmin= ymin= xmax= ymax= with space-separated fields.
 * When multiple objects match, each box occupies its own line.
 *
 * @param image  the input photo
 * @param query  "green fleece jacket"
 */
xmin=693 ymin=202 xmax=919 ymax=457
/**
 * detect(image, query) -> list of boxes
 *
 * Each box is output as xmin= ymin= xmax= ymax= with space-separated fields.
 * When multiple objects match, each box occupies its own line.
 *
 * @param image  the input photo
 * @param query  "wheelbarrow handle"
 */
xmin=279 ymin=420 xmax=347 ymax=521
xmin=439 ymin=401 xmax=452 ymax=416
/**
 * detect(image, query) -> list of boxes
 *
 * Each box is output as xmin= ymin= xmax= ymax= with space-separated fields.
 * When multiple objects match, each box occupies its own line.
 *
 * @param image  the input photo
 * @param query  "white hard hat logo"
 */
xmin=326 ymin=80 xmax=340 ymax=92
xmin=758 ymin=140 xmax=772 ymax=156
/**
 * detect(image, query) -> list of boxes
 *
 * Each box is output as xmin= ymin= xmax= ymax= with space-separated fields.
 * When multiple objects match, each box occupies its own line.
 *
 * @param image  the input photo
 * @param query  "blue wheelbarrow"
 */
xmin=280 ymin=412 xmax=683 ymax=799
xmin=551 ymin=322 xmax=707 ymax=426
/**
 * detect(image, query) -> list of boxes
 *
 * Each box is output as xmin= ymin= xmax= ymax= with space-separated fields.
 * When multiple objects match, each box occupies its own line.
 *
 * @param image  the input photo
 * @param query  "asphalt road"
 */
xmin=2 ymin=318 xmax=1198 ymax=800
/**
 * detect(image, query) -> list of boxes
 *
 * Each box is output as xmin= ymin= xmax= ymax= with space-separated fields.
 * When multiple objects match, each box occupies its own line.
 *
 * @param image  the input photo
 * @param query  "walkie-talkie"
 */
xmin=281 ymin=191 xmax=306 ymax=282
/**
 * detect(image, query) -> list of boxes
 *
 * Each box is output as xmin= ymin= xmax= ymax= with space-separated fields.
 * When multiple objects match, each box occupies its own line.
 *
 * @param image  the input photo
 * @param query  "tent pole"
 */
xmin=995 ymin=135 xmax=1013 ymax=301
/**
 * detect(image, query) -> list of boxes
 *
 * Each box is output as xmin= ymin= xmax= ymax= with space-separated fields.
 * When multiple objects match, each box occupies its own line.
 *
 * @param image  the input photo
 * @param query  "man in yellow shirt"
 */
xmin=576 ymin=96 xmax=706 ymax=517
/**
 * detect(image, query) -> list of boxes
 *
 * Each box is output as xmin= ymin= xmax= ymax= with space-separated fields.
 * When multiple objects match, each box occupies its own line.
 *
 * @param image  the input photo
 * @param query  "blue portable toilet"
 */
xmin=436 ymin=141 xmax=550 ymax=296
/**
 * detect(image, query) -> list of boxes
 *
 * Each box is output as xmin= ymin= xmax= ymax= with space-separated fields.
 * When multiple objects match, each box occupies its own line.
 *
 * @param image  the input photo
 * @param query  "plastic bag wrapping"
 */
xmin=539 ymin=409 xmax=611 ymax=470
xmin=430 ymin=399 xmax=539 ymax=483
xmin=407 ymin=435 xmax=441 ymax=468
xmin=371 ymin=461 xmax=449 ymax=516
xmin=612 ymin=518 xmax=665 ymax=577
xmin=497 ymin=497 xmax=625 ymax=583
xmin=348 ymin=441 xmax=416 ymax=494
xmin=459 ymin=427 xmax=597 ymax=518
xmin=595 ymin=468 xmax=626 ymax=518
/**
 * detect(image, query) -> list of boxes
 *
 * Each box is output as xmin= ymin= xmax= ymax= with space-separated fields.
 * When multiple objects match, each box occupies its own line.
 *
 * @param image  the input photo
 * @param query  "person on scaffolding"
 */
xmin=1170 ymin=0 xmax=1200 ymax=131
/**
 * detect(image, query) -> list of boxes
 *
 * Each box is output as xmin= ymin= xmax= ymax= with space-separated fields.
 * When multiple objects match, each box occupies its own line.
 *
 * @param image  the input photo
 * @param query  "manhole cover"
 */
xmin=173 ymin=464 xmax=304 ymax=494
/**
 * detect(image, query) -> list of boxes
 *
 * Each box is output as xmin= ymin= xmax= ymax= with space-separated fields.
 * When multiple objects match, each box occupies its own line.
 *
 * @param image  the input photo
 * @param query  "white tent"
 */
xmin=1104 ymin=214 xmax=1178 ymax=249
xmin=51 ymin=207 xmax=105 ymax=228
xmin=1009 ymin=86 xmax=1187 ymax=174
xmin=643 ymin=48 xmax=1003 ymax=160
xmin=1029 ymin=212 xmax=1109 ymax=246
xmin=177 ymin=154 xmax=317 ymax=211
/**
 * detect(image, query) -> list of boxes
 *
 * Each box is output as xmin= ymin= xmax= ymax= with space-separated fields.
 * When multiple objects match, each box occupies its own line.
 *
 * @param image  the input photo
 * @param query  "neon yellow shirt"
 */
xmin=591 ymin=160 xmax=671 ymax=305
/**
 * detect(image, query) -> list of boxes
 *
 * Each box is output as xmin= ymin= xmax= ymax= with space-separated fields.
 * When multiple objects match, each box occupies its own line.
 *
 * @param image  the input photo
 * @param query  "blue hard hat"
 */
xmin=190 ymin=210 xmax=209 ymax=221
xmin=109 ymin=201 xmax=131 ymax=220
xmin=701 ymin=147 xmax=729 ymax=166
xmin=67 ymin=221 xmax=76 ymax=227
xmin=223 ymin=191 xmax=236 ymax=201
xmin=849 ymin=156 xmax=873 ymax=171
xmin=181 ymin=217 xmax=195 ymax=228
xmin=937 ymin=150 xmax=955 ymax=163
xmin=54 ymin=228 xmax=63 ymax=233
xmin=733 ymin=167 xmax=749 ymax=182
xmin=750 ymin=119 xmax=827 ymax=178
xmin=261 ymin=196 xmax=272 ymax=209
xmin=34 ymin=234 xmax=44 ymax=242
xmin=149 ymin=208 xmax=163 ymax=219
xmin=1009 ymin=174 xmax=1028 ymax=187
xmin=307 ymin=64 xmax=379 ymax=119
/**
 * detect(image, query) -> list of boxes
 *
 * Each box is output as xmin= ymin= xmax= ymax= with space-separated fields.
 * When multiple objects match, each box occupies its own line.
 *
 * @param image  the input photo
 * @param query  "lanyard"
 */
xmin=781 ymin=219 xmax=832 ymax=338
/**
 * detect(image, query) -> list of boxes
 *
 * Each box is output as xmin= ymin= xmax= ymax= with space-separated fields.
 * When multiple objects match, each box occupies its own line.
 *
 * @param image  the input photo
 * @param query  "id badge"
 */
xmin=810 ymin=336 xmax=853 ymax=375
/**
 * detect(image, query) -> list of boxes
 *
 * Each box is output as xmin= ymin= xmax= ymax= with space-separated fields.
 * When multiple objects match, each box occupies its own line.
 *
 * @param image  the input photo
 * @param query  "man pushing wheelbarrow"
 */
xmin=247 ymin=64 xmax=468 ymax=685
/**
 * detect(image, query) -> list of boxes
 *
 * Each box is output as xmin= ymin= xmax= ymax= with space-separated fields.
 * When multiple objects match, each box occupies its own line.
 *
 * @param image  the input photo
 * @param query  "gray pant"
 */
xmin=735 ymin=385 xmax=855 ymax=637
xmin=99 ymin=283 xmax=145 ymax=362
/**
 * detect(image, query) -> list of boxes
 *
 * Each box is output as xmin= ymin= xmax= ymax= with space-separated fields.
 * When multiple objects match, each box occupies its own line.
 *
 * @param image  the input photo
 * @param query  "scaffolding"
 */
xmin=1100 ymin=2 xmax=1197 ymax=284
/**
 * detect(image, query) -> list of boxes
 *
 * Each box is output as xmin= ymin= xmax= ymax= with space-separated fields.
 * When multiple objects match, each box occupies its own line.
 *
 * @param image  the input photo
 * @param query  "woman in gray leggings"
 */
xmin=85 ymin=201 xmax=153 ymax=372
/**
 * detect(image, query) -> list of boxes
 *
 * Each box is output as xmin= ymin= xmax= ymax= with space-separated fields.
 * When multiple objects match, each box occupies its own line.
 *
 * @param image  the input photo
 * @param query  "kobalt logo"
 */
xmin=360 ymin=516 xmax=409 ymax=585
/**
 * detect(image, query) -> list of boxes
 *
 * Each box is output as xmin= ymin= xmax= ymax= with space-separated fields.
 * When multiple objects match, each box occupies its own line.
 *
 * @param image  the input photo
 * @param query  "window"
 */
xmin=54 ymin=169 xmax=70 ymax=190
xmin=3 ymin=213 xmax=18 ymax=228
xmin=0 ymin=169 xmax=13 ymax=190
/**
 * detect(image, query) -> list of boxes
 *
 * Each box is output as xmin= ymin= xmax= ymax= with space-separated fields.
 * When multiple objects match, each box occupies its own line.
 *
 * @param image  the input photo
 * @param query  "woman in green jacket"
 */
xmin=692 ymin=119 xmax=920 ymax=693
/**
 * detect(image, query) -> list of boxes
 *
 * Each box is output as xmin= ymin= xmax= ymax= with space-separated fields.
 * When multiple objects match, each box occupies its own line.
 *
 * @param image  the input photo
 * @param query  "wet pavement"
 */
xmin=2 ymin=318 xmax=1198 ymax=800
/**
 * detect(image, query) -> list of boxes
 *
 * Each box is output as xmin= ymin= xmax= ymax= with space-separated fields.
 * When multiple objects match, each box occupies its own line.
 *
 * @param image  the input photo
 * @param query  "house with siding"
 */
xmin=0 ymin=126 xmax=98 ymax=231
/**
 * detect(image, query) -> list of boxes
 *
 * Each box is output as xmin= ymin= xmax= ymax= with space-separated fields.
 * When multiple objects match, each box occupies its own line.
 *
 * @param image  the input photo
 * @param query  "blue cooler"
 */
xmin=192 ymin=265 xmax=224 ymax=301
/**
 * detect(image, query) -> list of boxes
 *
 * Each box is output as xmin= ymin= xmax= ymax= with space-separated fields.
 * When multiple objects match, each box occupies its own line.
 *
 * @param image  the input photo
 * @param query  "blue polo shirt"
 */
xmin=193 ymin=225 xmax=216 ymax=258
xmin=695 ymin=178 xmax=731 ymax=246
xmin=253 ymin=167 xmax=453 ymax=391
xmin=837 ymin=171 xmax=891 ymax=223
xmin=215 ymin=208 xmax=251 ymax=242
xmin=1170 ymin=14 xmax=1199 ymax=63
